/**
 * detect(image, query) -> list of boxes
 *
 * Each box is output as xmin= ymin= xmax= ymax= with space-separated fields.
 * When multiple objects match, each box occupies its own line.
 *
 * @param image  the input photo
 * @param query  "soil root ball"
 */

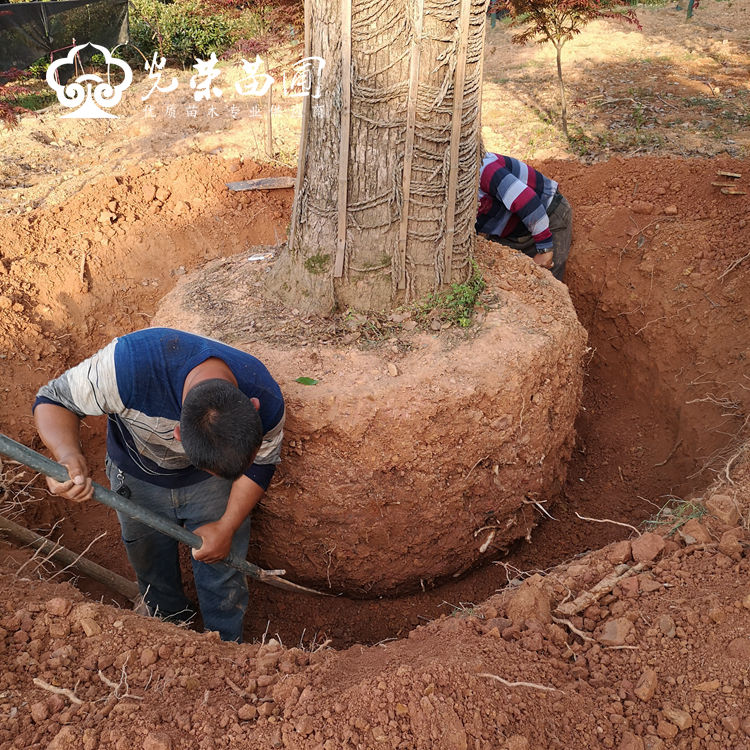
xmin=155 ymin=242 xmax=587 ymax=595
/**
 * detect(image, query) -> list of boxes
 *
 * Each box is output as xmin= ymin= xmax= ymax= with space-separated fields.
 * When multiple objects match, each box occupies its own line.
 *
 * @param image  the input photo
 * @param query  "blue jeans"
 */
xmin=105 ymin=455 xmax=251 ymax=642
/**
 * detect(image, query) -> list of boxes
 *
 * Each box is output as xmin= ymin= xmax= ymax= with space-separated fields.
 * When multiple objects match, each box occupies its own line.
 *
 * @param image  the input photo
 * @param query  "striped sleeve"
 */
xmin=496 ymin=174 xmax=553 ymax=253
xmin=33 ymin=340 xmax=125 ymax=417
xmin=245 ymin=407 xmax=285 ymax=490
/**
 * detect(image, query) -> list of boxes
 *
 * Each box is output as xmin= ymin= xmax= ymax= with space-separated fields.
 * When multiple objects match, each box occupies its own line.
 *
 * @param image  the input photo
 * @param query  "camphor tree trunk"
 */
xmin=269 ymin=0 xmax=488 ymax=314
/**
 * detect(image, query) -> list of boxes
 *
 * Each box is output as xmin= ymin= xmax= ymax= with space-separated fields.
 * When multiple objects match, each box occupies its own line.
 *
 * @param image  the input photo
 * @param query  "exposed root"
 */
xmin=653 ymin=439 xmax=683 ymax=467
xmin=477 ymin=673 xmax=563 ymax=693
xmin=556 ymin=563 xmax=646 ymax=616
xmin=13 ymin=520 xmax=65 ymax=580
xmin=32 ymin=677 xmax=83 ymax=705
xmin=98 ymin=666 xmax=143 ymax=700
xmin=718 ymin=249 xmax=750 ymax=280
xmin=47 ymin=531 xmax=107 ymax=583
xmin=551 ymin=615 xmax=595 ymax=642
xmin=574 ymin=512 xmax=640 ymax=536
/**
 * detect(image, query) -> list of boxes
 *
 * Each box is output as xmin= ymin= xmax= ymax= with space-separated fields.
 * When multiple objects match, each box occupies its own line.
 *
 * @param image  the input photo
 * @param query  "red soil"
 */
xmin=1 ymin=151 xmax=749 ymax=747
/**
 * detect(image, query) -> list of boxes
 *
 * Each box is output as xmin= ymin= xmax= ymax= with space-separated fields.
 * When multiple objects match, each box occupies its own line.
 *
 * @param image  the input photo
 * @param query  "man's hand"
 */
xmin=47 ymin=452 xmax=93 ymax=503
xmin=533 ymin=251 xmax=554 ymax=270
xmin=193 ymin=520 xmax=234 ymax=563
xmin=192 ymin=476 xmax=265 ymax=564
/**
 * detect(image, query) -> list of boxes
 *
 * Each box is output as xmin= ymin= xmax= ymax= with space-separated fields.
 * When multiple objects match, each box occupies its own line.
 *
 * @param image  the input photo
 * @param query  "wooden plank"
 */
xmin=442 ymin=0 xmax=472 ymax=283
xmin=471 ymin=6 xmax=488 ymax=245
xmin=334 ymin=0 xmax=352 ymax=278
xmin=0 ymin=512 xmax=140 ymax=601
xmin=720 ymin=188 xmax=747 ymax=195
xmin=397 ymin=0 xmax=424 ymax=290
xmin=227 ymin=177 xmax=296 ymax=192
xmin=264 ymin=57 xmax=274 ymax=159
xmin=288 ymin=0 xmax=313 ymax=252
xmin=717 ymin=171 xmax=741 ymax=178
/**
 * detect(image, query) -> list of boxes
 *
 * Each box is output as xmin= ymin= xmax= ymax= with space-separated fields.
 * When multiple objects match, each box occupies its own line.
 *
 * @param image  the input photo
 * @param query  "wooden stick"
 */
xmin=555 ymin=562 xmax=645 ymax=616
xmin=397 ymin=0 xmax=424 ymax=291
xmin=334 ymin=0 xmax=352 ymax=278
xmin=720 ymin=188 xmax=747 ymax=195
xmin=0 ymin=513 xmax=140 ymax=601
xmin=227 ymin=177 xmax=296 ymax=192
xmin=288 ymin=0 xmax=313 ymax=253
xmin=264 ymin=58 xmax=273 ymax=159
xmin=716 ymin=171 xmax=741 ymax=178
xmin=442 ymin=0 xmax=472 ymax=284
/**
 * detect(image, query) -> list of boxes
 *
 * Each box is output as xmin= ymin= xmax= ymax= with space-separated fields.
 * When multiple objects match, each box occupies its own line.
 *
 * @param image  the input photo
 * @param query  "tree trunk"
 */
xmin=269 ymin=0 xmax=487 ymax=314
xmin=555 ymin=41 xmax=568 ymax=139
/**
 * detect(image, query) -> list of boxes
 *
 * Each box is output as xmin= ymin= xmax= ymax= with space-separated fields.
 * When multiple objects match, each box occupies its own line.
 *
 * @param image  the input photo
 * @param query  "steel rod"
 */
xmin=0 ymin=434 xmax=327 ymax=596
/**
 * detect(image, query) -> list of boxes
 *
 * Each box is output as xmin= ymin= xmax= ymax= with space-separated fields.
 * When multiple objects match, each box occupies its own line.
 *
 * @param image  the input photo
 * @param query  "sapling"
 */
xmin=502 ymin=0 xmax=640 ymax=138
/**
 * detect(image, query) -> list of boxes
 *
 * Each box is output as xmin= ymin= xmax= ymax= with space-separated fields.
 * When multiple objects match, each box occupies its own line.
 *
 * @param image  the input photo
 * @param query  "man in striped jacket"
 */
xmin=476 ymin=152 xmax=573 ymax=281
xmin=33 ymin=328 xmax=285 ymax=642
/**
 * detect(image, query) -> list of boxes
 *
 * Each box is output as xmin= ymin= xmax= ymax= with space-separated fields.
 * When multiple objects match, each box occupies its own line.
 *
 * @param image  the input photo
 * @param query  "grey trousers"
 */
xmin=488 ymin=194 xmax=573 ymax=281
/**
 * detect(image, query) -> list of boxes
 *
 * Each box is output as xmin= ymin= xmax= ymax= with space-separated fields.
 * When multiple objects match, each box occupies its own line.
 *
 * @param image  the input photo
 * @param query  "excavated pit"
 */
xmin=2 ymin=154 xmax=749 ymax=650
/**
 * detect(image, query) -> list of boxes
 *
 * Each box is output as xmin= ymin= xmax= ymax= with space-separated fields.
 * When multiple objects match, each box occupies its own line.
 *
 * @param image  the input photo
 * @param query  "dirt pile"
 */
xmin=154 ymin=241 xmax=587 ymax=595
xmin=2 ymin=445 xmax=748 ymax=749
xmin=0 ymin=153 xmax=293 ymax=440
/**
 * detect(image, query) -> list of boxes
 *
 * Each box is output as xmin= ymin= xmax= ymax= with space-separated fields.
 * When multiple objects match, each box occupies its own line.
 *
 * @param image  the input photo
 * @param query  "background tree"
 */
xmin=0 ymin=68 xmax=28 ymax=127
xmin=269 ymin=0 xmax=487 ymax=315
xmin=503 ymin=0 xmax=640 ymax=138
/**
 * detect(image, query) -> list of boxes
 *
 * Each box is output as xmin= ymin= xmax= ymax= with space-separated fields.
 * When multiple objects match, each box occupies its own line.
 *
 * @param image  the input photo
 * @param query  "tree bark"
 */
xmin=269 ymin=0 xmax=487 ymax=314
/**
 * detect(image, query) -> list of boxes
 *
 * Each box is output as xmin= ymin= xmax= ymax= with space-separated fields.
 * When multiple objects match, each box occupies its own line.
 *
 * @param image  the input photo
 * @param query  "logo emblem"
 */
xmin=46 ymin=44 xmax=132 ymax=119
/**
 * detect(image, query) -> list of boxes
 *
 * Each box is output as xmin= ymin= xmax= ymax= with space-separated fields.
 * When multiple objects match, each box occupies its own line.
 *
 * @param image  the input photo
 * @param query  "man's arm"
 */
xmin=491 ymin=169 xmax=555 ymax=259
xmin=33 ymin=339 xmax=123 ymax=501
xmin=192 ymin=475 xmax=264 ymax=563
xmin=34 ymin=402 xmax=94 ymax=501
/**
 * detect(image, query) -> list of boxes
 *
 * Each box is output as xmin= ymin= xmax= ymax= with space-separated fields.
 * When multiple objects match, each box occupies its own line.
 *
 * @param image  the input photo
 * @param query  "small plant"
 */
xmin=415 ymin=259 xmax=486 ymax=328
xmin=444 ymin=601 xmax=483 ymax=618
xmin=643 ymin=496 xmax=708 ymax=537
xmin=0 ymin=68 xmax=30 ymax=127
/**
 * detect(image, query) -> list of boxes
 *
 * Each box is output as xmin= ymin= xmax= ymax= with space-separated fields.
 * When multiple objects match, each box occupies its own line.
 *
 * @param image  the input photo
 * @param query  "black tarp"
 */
xmin=0 ymin=0 xmax=129 ymax=72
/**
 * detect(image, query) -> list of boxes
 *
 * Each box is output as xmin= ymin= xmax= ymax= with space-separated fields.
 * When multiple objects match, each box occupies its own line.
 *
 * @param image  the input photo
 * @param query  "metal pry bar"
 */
xmin=0 ymin=433 xmax=328 ymax=596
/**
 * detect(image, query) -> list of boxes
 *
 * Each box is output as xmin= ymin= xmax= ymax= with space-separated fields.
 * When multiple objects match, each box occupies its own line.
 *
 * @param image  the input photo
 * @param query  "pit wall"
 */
xmin=559 ymin=156 xmax=750 ymax=495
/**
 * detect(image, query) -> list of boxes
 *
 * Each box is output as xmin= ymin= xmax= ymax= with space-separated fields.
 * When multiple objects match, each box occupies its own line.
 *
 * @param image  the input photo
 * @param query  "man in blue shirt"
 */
xmin=33 ymin=328 xmax=285 ymax=642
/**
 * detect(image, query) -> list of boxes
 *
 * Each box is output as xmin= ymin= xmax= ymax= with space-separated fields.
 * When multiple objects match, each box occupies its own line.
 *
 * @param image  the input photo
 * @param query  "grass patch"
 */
xmin=643 ymin=496 xmax=707 ymax=537
xmin=6 ymin=91 xmax=57 ymax=111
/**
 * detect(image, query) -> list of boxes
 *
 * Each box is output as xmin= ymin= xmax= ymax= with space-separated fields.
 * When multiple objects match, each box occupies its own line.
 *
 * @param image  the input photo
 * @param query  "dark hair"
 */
xmin=180 ymin=379 xmax=262 ymax=480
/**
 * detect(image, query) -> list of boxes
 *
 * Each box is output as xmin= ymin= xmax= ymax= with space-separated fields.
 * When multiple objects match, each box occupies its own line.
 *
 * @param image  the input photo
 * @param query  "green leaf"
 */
xmin=295 ymin=377 xmax=319 ymax=386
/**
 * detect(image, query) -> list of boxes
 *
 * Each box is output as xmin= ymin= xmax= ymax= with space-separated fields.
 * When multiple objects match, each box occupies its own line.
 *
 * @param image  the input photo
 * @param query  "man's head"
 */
xmin=178 ymin=378 xmax=261 ymax=480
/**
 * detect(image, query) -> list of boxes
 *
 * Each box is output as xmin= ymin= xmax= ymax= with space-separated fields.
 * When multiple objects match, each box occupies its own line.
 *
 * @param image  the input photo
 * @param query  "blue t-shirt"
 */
xmin=35 ymin=328 xmax=285 ymax=489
